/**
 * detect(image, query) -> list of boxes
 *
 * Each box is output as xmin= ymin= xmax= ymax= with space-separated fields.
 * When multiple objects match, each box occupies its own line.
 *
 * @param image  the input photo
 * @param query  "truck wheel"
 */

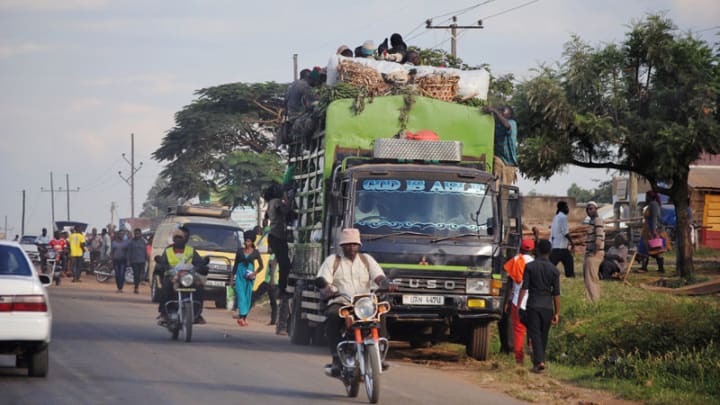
xmin=28 ymin=346 xmax=49 ymax=377
xmin=466 ymin=322 xmax=491 ymax=361
xmin=289 ymin=288 xmax=311 ymax=345
xmin=312 ymin=325 xmax=327 ymax=346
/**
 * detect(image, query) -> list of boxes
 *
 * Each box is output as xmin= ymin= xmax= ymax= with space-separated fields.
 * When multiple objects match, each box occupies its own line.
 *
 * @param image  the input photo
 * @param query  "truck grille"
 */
xmin=393 ymin=276 xmax=466 ymax=294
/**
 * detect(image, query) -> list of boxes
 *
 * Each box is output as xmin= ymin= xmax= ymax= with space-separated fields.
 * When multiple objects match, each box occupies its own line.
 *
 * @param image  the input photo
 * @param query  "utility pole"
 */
xmin=293 ymin=54 xmax=298 ymax=81
xmin=118 ymin=133 xmax=143 ymax=219
xmin=21 ymin=190 xmax=25 ymax=236
xmin=41 ymin=172 xmax=59 ymax=227
xmin=60 ymin=174 xmax=80 ymax=220
xmin=425 ymin=16 xmax=483 ymax=58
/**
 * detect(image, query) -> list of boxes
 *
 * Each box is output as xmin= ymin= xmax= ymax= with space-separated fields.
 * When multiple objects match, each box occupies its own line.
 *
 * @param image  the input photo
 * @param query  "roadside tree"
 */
xmin=514 ymin=14 xmax=720 ymax=278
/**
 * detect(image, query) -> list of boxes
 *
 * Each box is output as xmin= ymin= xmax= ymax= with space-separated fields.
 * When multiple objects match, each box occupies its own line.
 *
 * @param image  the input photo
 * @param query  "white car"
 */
xmin=0 ymin=240 xmax=52 ymax=377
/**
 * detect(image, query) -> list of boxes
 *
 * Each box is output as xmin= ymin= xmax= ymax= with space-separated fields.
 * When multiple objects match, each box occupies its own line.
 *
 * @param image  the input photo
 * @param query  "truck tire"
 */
xmin=290 ymin=287 xmax=311 ymax=345
xmin=28 ymin=346 xmax=49 ymax=377
xmin=466 ymin=322 xmax=491 ymax=361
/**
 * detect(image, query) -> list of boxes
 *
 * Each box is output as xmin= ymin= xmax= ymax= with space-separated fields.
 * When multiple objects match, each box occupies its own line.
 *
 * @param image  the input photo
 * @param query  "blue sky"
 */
xmin=1 ymin=0 xmax=718 ymax=236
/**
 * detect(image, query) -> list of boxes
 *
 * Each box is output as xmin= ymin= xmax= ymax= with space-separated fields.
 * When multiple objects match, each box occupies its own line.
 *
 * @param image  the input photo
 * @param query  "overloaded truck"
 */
xmin=284 ymin=94 xmax=522 ymax=361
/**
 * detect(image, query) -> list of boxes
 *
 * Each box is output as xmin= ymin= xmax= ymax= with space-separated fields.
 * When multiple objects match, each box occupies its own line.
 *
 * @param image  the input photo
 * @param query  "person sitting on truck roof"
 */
xmin=286 ymin=69 xmax=312 ymax=116
xmin=336 ymin=45 xmax=353 ymax=57
xmin=315 ymin=228 xmax=395 ymax=377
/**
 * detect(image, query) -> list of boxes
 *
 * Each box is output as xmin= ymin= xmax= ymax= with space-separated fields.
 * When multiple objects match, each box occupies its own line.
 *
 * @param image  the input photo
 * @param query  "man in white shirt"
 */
xmin=550 ymin=201 xmax=575 ymax=278
xmin=315 ymin=228 xmax=392 ymax=376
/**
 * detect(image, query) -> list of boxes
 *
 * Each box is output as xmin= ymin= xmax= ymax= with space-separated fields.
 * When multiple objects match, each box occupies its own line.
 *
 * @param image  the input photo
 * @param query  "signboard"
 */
xmin=231 ymin=206 xmax=258 ymax=230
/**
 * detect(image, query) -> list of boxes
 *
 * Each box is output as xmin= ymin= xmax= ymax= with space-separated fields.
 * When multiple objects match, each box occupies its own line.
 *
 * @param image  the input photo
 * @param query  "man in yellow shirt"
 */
xmin=68 ymin=226 xmax=86 ymax=282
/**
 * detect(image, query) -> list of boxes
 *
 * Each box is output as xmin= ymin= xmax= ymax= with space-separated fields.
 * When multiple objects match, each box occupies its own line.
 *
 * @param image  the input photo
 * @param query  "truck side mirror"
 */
xmin=507 ymin=198 xmax=520 ymax=218
xmin=328 ymin=191 xmax=341 ymax=216
xmin=486 ymin=217 xmax=496 ymax=236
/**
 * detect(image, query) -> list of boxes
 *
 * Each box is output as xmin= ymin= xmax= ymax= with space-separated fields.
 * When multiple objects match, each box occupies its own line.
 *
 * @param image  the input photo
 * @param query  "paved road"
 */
xmin=1 ymin=280 xmax=527 ymax=405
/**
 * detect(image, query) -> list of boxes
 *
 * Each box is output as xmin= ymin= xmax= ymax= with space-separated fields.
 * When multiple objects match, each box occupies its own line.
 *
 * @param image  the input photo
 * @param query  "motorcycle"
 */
xmin=332 ymin=292 xmax=391 ymax=404
xmin=94 ymin=260 xmax=133 ymax=284
xmin=158 ymin=258 xmax=208 ymax=342
xmin=43 ymin=249 xmax=63 ymax=286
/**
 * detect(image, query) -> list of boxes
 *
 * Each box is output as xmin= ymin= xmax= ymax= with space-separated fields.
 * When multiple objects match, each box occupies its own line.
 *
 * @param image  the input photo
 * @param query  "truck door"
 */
xmin=498 ymin=184 xmax=522 ymax=259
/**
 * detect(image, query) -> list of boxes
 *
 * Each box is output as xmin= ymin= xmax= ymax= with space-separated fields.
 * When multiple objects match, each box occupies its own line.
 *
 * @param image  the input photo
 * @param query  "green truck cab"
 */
xmin=286 ymin=95 xmax=521 ymax=360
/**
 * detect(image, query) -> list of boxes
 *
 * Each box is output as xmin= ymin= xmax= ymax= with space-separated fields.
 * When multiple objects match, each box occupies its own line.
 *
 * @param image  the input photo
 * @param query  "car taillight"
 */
xmin=0 ymin=295 xmax=48 ymax=312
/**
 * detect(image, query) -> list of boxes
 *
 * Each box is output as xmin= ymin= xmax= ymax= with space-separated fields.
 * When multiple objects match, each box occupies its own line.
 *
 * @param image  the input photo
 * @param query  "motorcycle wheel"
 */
xmin=183 ymin=301 xmax=193 ymax=343
xmin=150 ymin=277 xmax=159 ymax=303
xmin=171 ymin=322 xmax=180 ymax=340
xmin=364 ymin=344 xmax=381 ymax=404
xmin=344 ymin=364 xmax=360 ymax=398
xmin=96 ymin=271 xmax=110 ymax=283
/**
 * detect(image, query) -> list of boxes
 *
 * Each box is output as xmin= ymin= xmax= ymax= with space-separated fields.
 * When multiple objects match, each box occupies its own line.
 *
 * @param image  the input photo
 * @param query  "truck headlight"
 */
xmin=466 ymin=278 xmax=490 ymax=294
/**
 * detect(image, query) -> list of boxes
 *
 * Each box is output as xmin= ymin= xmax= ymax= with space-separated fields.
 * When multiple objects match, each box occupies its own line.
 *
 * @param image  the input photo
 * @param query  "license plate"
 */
xmin=402 ymin=295 xmax=444 ymax=305
xmin=205 ymin=280 xmax=225 ymax=287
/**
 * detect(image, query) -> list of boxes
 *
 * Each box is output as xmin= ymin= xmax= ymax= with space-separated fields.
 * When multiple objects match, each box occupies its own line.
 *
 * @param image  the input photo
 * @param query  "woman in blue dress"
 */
xmin=233 ymin=230 xmax=263 ymax=326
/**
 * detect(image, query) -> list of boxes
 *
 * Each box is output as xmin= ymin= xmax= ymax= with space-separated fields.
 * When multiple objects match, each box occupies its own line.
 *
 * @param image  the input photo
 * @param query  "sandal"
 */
xmin=636 ymin=268 xmax=648 ymax=273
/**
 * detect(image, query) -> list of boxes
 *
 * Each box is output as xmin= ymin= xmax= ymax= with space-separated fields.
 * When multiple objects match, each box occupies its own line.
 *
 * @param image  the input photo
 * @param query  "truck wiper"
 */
xmin=430 ymin=233 xmax=481 ymax=243
xmin=365 ymin=231 xmax=429 ymax=241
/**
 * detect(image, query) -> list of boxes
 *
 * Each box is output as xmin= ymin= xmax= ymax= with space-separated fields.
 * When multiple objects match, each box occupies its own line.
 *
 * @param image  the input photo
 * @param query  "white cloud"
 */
xmin=0 ymin=41 xmax=49 ymax=58
xmin=0 ymin=0 xmax=106 ymax=11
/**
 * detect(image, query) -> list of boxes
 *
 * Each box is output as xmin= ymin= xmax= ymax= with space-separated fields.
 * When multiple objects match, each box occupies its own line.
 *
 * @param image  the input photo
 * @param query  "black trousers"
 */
xmin=252 ymin=282 xmax=278 ymax=323
xmin=525 ymin=306 xmax=553 ymax=367
xmin=550 ymin=248 xmax=575 ymax=277
xmin=268 ymin=234 xmax=291 ymax=293
xmin=325 ymin=303 xmax=345 ymax=356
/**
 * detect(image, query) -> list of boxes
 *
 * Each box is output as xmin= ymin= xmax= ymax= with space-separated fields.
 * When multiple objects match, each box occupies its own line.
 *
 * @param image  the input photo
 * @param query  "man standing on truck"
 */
xmin=263 ymin=183 xmax=293 ymax=335
xmin=315 ymin=228 xmax=394 ymax=377
xmin=483 ymin=105 xmax=518 ymax=185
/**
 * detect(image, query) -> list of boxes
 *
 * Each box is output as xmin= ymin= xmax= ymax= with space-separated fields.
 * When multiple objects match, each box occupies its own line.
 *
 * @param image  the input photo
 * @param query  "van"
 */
xmin=149 ymin=205 xmax=243 ymax=308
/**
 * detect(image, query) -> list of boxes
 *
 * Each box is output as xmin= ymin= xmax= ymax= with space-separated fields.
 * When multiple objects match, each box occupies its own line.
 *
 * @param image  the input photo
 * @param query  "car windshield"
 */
xmin=0 ymin=246 xmax=32 ymax=276
xmin=182 ymin=224 xmax=242 ymax=253
xmin=353 ymin=177 xmax=494 ymax=237
xmin=20 ymin=236 xmax=37 ymax=244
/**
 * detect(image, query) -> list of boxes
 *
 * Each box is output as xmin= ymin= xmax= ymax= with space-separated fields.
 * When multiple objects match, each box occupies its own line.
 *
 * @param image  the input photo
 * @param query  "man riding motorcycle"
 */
xmin=155 ymin=227 xmax=209 ymax=324
xmin=315 ymin=228 xmax=395 ymax=377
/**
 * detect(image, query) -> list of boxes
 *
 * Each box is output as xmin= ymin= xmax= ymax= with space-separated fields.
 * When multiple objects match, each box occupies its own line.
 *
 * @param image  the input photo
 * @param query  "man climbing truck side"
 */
xmin=282 ymin=91 xmax=521 ymax=361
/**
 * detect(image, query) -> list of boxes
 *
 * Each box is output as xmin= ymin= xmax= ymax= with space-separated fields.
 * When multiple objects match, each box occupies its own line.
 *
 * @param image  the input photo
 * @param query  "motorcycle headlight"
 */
xmin=466 ymin=278 xmax=490 ymax=294
xmin=354 ymin=297 xmax=376 ymax=320
xmin=180 ymin=272 xmax=194 ymax=287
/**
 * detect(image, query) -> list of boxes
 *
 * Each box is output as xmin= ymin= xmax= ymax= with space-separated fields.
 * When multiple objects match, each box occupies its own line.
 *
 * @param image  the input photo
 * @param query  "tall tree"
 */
xmin=515 ymin=14 xmax=720 ymax=279
xmin=152 ymin=82 xmax=288 ymax=205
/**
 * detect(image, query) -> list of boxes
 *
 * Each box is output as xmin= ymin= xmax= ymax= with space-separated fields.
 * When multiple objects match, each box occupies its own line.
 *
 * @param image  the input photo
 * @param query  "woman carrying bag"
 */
xmin=232 ymin=230 xmax=263 ymax=326
xmin=637 ymin=190 xmax=671 ymax=273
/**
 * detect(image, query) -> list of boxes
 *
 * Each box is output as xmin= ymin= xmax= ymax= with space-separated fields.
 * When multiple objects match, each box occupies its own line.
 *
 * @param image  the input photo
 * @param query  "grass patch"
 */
xmin=545 ymin=276 xmax=720 ymax=404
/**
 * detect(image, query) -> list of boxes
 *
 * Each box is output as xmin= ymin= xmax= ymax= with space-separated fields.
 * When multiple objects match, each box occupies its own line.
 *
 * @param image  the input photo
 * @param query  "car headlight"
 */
xmin=354 ymin=297 xmax=377 ymax=320
xmin=180 ymin=272 xmax=194 ymax=287
xmin=466 ymin=278 xmax=490 ymax=294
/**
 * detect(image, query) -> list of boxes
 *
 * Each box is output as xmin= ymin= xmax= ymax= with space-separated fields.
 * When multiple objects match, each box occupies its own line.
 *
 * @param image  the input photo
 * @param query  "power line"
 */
xmin=478 ymin=0 xmax=540 ymax=21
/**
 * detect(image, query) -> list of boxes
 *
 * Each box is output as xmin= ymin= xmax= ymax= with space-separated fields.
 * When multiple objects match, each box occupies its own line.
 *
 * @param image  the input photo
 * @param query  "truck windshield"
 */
xmin=353 ymin=178 xmax=494 ymax=237
xmin=182 ymin=224 xmax=242 ymax=253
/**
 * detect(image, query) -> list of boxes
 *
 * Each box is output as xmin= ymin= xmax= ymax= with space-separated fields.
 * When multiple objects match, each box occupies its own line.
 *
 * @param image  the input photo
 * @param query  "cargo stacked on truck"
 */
xmin=283 ymin=58 xmax=521 ymax=361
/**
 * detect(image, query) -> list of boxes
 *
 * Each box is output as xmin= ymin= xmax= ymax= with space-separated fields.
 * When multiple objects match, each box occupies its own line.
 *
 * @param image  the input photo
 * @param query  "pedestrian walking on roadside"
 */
xmin=583 ymin=201 xmax=605 ymax=303
xmin=68 ymin=226 xmax=86 ymax=282
xmin=637 ymin=190 xmax=668 ymax=273
xmin=550 ymin=201 xmax=575 ymax=278
xmin=503 ymin=239 xmax=535 ymax=365
xmin=518 ymin=239 xmax=561 ymax=374
xmin=88 ymin=228 xmax=103 ymax=265
xmin=232 ymin=230 xmax=264 ymax=327
xmin=126 ymin=228 xmax=148 ymax=294
xmin=110 ymin=230 xmax=130 ymax=293
xmin=101 ymin=228 xmax=111 ymax=260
